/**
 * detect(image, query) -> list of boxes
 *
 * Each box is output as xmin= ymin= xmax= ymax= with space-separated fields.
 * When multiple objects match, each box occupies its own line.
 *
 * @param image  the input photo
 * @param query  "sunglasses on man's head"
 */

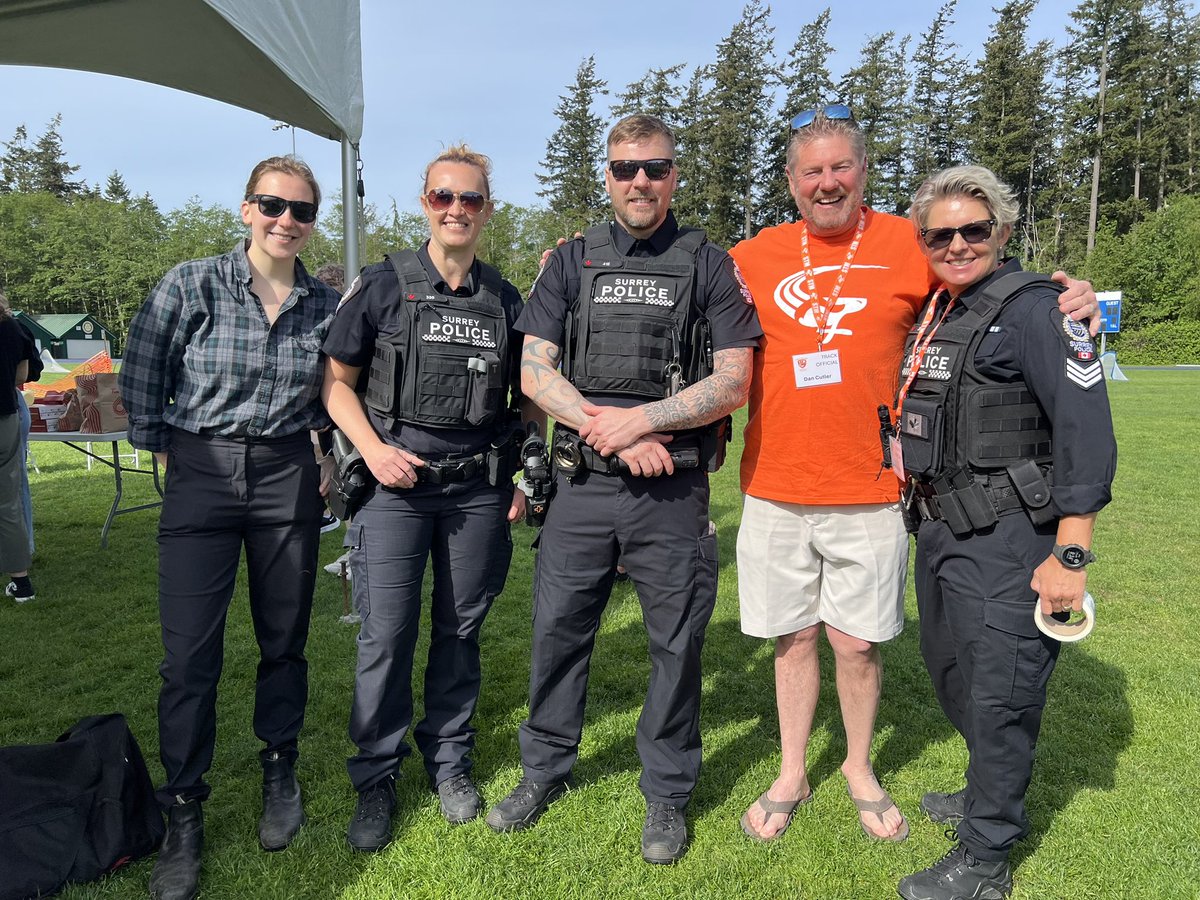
xmin=425 ymin=188 xmax=489 ymax=214
xmin=791 ymin=104 xmax=855 ymax=131
xmin=246 ymin=194 xmax=318 ymax=224
xmin=920 ymin=219 xmax=997 ymax=250
xmin=608 ymin=159 xmax=674 ymax=182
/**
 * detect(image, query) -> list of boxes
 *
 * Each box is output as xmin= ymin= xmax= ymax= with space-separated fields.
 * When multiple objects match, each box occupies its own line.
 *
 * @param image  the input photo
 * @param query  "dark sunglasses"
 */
xmin=920 ymin=219 xmax=997 ymax=250
xmin=426 ymin=188 xmax=489 ymax=214
xmin=791 ymin=104 xmax=854 ymax=131
xmin=608 ymin=158 xmax=674 ymax=182
xmin=246 ymin=194 xmax=318 ymax=224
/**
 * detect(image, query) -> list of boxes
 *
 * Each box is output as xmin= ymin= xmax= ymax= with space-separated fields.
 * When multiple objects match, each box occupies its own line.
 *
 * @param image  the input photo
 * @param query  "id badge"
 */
xmin=792 ymin=349 xmax=842 ymax=389
xmin=889 ymin=435 xmax=906 ymax=481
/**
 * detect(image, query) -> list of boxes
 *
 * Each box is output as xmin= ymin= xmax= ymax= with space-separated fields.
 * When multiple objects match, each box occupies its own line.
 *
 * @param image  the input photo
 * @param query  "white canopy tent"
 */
xmin=0 ymin=0 xmax=365 ymax=275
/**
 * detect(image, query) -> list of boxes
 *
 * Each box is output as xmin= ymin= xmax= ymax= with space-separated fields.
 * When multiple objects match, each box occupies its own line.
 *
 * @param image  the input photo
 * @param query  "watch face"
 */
xmin=1061 ymin=546 xmax=1086 ymax=567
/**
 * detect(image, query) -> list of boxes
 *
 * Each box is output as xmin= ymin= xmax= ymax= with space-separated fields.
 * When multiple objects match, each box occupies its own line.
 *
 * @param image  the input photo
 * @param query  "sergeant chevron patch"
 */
xmin=1065 ymin=358 xmax=1103 ymax=389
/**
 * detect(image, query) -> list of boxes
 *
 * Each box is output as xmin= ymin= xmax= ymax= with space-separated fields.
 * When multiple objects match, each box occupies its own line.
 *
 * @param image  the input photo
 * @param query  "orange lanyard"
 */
xmin=799 ymin=210 xmax=866 ymax=349
xmin=895 ymin=288 xmax=955 ymax=411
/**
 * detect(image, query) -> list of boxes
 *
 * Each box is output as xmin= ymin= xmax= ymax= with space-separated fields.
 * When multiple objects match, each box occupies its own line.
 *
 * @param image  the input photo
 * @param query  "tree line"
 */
xmin=1 ymin=0 xmax=1197 ymax=360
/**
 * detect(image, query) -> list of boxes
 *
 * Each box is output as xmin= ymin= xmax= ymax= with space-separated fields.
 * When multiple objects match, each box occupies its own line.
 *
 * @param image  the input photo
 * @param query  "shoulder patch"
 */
xmin=730 ymin=259 xmax=755 ymax=306
xmin=336 ymin=275 xmax=363 ymax=312
xmin=1053 ymin=309 xmax=1097 ymax=361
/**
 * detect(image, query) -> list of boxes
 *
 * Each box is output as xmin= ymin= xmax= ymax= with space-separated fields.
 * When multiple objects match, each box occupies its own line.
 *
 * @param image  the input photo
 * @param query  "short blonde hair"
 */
xmin=423 ymin=144 xmax=493 ymax=199
xmin=909 ymin=165 xmax=1019 ymax=231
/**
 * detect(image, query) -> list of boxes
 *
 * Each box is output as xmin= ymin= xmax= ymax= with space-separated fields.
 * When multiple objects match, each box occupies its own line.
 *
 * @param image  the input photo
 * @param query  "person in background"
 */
xmin=896 ymin=165 xmax=1115 ymax=900
xmin=0 ymin=290 xmax=37 ymax=602
xmin=14 ymin=310 xmax=41 ymax=556
xmin=322 ymin=144 xmax=539 ymax=851
xmin=120 ymin=156 xmax=340 ymax=900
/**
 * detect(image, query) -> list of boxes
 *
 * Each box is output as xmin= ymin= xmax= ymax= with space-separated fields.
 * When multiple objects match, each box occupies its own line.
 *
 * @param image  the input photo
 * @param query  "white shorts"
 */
xmin=736 ymin=494 xmax=908 ymax=642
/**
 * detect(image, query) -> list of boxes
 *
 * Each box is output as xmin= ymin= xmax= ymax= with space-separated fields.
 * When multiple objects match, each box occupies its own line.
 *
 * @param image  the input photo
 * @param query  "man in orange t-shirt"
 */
xmin=727 ymin=108 xmax=1095 ymax=845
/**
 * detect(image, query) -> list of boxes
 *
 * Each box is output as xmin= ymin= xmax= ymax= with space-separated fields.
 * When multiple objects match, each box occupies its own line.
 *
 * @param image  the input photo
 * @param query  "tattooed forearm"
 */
xmin=642 ymin=347 xmax=752 ymax=432
xmin=520 ymin=336 xmax=589 ymax=429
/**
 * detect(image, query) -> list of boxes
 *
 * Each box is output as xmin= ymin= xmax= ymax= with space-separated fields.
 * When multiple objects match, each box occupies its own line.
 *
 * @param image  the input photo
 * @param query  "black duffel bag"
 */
xmin=0 ymin=713 xmax=163 ymax=900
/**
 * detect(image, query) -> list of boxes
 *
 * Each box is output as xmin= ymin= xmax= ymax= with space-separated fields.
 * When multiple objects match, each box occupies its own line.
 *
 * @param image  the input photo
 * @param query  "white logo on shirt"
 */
xmin=774 ymin=264 xmax=887 ymax=345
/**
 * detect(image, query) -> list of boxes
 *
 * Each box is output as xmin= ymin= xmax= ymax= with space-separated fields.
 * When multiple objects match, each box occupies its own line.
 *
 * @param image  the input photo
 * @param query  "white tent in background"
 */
xmin=0 ymin=0 xmax=365 ymax=274
xmin=39 ymin=349 xmax=69 ymax=374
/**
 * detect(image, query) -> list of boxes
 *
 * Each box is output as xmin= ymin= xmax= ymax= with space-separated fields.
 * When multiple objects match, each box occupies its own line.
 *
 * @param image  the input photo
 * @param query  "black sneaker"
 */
xmin=641 ymin=801 xmax=688 ymax=864
xmin=898 ymin=842 xmax=1012 ymax=900
xmin=920 ymin=786 xmax=966 ymax=825
xmin=5 ymin=581 xmax=34 ymax=603
xmin=347 ymin=777 xmax=396 ymax=852
xmin=437 ymin=773 xmax=482 ymax=825
xmin=319 ymin=513 xmax=341 ymax=534
xmin=484 ymin=777 xmax=568 ymax=832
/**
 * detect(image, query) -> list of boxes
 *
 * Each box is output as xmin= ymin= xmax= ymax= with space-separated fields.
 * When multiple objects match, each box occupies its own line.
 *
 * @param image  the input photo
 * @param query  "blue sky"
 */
xmin=0 ymin=1 xmax=1070 ymax=219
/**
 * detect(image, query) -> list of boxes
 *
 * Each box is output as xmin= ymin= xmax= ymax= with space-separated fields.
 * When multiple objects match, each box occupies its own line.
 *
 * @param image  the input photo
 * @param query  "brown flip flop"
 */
xmin=739 ymin=788 xmax=813 ymax=843
xmin=846 ymin=784 xmax=909 ymax=842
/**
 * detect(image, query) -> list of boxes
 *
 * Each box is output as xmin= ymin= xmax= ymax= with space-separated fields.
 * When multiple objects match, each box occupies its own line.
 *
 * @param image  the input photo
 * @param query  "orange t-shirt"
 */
xmin=729 ymin=209 xmax=935 ymax=505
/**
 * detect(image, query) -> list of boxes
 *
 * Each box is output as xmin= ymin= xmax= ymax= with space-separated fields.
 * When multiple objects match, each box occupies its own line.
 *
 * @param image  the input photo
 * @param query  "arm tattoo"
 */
xmin=521 ymin=337 xmax=588 ymax=428
xmin=643 ymin=348 xmax=752 ymax=432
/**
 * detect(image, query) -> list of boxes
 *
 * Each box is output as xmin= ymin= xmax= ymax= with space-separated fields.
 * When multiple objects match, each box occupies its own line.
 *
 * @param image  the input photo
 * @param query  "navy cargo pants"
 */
xmin=518 ymin=464 xmax=718 ymax=808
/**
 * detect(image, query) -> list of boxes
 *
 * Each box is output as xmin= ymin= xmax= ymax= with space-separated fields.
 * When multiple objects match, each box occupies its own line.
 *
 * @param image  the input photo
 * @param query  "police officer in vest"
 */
xmin=485 ymin=114 xmax=761 ymax=863
xmin=894 ymin=165 xmax=1116 ymax=900
xmin=322 ymin=145 xmax=542 ymax=851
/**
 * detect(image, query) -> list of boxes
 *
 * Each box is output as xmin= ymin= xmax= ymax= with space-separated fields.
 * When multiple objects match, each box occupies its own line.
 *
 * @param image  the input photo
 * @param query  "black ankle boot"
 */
xmin=258 ymin=751 xmax=306 ymax=851
xmin=149 ymin=800 xmax=203 ymax=900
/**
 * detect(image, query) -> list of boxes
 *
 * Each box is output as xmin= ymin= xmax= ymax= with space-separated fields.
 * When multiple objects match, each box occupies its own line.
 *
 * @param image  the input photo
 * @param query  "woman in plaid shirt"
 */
xmin=120 ymin=156 xmax=341 ymax=900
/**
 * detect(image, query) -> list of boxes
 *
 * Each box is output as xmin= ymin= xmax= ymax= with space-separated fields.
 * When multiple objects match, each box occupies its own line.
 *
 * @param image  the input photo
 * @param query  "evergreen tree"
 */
xmin=693 ymin=0 xmax=776 ymax=246
xmin=536 ymin=56 xmax=609 ymax=235
xmin=761 ymin=8 xmax=837 ymax=227
xmin=908 ymin=0 xmax=969 ymax=188
xmin=611 ymin=63 xmax=686 ymax=128
xmin=0 ymin=124 xmax=36 ymax=194
xmin=966 ymin=0 xmax=1055 ymax=258
xmin=840 ymin=31 xmax=912 ymax=214
xmin=104 ymin=171 xmax=131 ymax=203
xmin=1059 ymin=0 xmax=1149 ymax=252
xmin=672 ymin=67 xmax=713 ymax=227
xmin=0 ymin=115 xmax=85 ymax=197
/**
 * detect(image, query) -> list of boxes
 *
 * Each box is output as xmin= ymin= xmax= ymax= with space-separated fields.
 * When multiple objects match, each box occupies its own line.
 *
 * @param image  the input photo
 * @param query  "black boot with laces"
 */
xmin=898 ymin=838 xmax=1012 ymax=900
xmin=347 ymin=776 xmax=396 ymax=852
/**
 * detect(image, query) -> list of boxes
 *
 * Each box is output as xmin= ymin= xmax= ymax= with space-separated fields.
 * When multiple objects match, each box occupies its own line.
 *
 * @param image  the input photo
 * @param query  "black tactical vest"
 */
xmin=898 ymin=271 xmax=1057 ymax=482
xmin=564 ymin=225 xmax=706 ymax=399
xmin=365 ymin=250 xmax=510 ymax=429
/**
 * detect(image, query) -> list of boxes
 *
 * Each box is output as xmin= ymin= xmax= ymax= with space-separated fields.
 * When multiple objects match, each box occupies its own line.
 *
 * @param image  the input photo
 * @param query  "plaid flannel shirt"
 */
xmin=120 ymin=241 xmax=340 ymax=451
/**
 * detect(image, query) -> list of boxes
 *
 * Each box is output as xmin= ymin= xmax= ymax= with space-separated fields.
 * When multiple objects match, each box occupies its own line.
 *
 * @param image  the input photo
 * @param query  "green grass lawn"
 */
xmin=2 ymin=371 xmax=1196 ymax=899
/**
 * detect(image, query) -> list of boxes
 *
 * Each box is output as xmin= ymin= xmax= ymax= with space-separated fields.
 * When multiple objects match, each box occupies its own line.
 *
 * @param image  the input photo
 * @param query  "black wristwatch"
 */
xmin=1052 ymin=543 xmax=1096 ymax=569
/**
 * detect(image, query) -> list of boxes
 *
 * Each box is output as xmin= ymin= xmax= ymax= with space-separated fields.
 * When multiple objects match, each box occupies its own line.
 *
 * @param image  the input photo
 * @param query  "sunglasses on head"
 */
xmin=246 ymin=194 xmax=318 ymax=224
xmin=791 ymin=104 xmax=855 ymax=131
xmin=920 ymin=219 xmax=997 ymax=250
xmin=608 ymin=158 xmax=674 ymax=182
xmin=425 ymin=188 xmax=489 ymax=214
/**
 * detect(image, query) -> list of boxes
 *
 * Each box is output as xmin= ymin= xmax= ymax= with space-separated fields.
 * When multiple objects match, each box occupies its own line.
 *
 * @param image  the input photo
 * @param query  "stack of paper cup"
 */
xmin=1034 ymin=591 xmax=1096 ymax=642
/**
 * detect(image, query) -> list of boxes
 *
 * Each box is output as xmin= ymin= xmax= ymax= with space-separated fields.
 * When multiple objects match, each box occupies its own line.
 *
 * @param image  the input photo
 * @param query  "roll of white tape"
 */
xmin=1034 ymin=592 xmax=1096 ymax=642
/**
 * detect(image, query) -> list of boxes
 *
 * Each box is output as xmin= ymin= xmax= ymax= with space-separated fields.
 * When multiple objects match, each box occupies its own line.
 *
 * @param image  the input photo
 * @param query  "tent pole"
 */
xmin=341 ymin=136 xmax=360 ymax=278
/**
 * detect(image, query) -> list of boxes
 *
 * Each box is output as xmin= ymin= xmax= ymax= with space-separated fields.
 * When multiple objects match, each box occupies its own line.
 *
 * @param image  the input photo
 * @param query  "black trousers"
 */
xmin=155 ymin=429 xmax=322 ymax=808
xmin=915 ymin=512 xmax=1061 ymax=860
xmin=518 ymin=466 xmax=718 ymax=807
xmin=346 ymin=479 xmax=512 ymax=792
